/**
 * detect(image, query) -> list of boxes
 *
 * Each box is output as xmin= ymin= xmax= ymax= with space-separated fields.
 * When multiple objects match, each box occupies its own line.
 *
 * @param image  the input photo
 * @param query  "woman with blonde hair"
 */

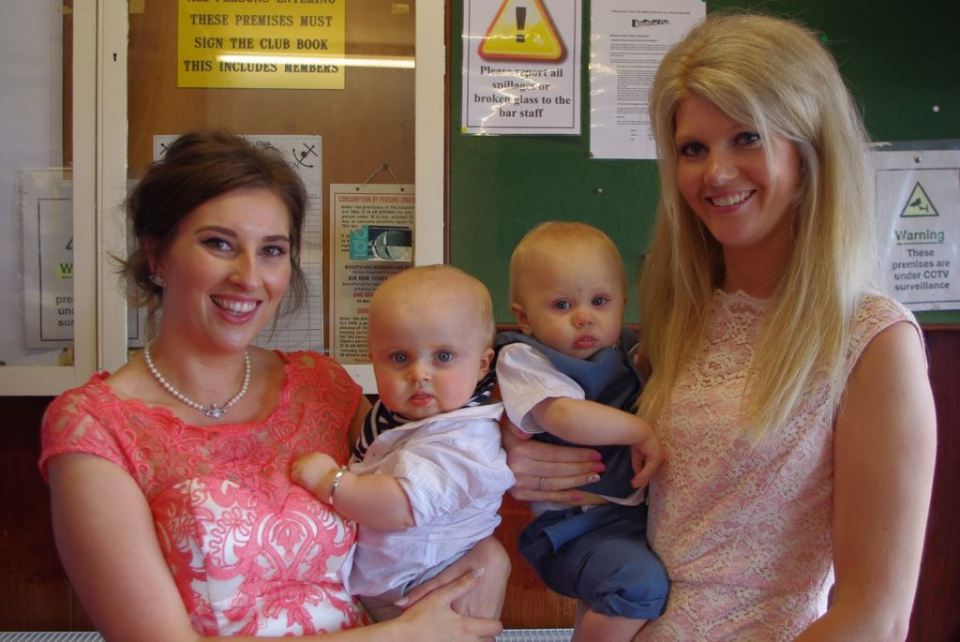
xmin=503 ymin=13 xmax=936 ymax=639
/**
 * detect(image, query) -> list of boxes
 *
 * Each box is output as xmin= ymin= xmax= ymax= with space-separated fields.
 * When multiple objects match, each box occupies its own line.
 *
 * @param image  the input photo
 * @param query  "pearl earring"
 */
xmin=149 ymin=274 xmax=167 ymax=288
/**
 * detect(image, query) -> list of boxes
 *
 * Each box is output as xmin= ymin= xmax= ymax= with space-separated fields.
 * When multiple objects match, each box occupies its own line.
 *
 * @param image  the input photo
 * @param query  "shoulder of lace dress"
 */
xmin=844 ymin=290 xmax=922 ymax=377
xmin=279 ymin=350 xmax=361 ymax=405
xmin=856 ymin=290 xmax=917 ymax=327
xmin=44 ymin=372 xmax=116 ymax=422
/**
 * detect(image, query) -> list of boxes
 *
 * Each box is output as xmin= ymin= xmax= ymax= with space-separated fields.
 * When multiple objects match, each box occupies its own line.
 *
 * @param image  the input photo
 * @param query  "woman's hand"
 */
xmin=399 ymin=536 xmax=510 ymax=620
xmin=394 ymin=568 xmax=503 ymax=641
xmin=501 ymin=423 xmax=604 ymax=503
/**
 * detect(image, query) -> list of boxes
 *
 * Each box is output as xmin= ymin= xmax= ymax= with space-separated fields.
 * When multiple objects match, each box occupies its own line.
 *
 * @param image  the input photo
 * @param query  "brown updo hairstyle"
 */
xmin=122 ymin=130 xmax=308 ymax=335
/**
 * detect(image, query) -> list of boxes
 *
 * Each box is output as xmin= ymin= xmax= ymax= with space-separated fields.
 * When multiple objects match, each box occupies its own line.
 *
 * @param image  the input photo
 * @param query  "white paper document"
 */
xmin=872 ymin=147 xmax=960 ymax=312
xmin=589 ymin=0 xmax=704 ymax=159
xmin=329 ymin=184 xmax=414 ymax=366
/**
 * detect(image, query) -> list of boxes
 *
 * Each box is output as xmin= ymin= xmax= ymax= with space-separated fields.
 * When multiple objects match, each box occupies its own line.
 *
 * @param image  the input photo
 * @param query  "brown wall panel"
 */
xmin=908 ymin=330 xmax=960 ymax=642
xmin=0 ymin=396 xmax=91 ymax=631
xmin=495 ymin=495 xmax=577 ymax=629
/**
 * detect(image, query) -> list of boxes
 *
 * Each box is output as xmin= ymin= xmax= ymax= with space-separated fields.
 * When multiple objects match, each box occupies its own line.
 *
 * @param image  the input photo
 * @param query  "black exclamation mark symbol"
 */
xmin=516 ymin=6 xmax=527 ymax=43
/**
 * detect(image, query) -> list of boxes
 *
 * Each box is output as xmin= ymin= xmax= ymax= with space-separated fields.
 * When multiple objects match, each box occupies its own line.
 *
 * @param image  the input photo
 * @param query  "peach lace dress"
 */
xmin=638 ymin=291 xmax=918 ymax=641
xmin=39 ymin=351 xmax=371 ymax=636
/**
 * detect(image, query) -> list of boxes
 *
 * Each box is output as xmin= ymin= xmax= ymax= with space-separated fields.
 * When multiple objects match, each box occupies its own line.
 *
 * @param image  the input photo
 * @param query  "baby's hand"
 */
xmin=291 ymin=452 xmax=339 ymax=495
xmin=629 ymin=431 xmax=664 ymax=489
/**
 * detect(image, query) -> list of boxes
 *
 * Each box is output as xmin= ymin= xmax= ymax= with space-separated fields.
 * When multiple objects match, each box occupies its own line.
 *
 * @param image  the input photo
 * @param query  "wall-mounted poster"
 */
xmin=461 ymin=0 xmax=581 ymax=135
xmin=589 ymin=0 xmax=704 ymax=159
xmin=20 ymin=169 xmax=73 ymax=349
xmin=873 ymin=145 xmax=960 ymax=312
xmin=177 ymin=0 xmax=346 ymax=89
xmin=329 ymin=184 xmax=414 ymax=382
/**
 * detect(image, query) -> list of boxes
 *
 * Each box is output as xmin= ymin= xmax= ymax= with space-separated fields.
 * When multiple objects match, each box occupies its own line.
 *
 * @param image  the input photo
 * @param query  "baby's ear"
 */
xmin=510 ymin=302 xmax=533 ymax=336
xmin=478 ymin=347 xmax=494 ymax=377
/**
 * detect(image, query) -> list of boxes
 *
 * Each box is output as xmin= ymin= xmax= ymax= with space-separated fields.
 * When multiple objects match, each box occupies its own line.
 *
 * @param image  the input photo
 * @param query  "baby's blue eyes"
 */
xmin=389 ymin=351 xmax=455 ymax=364
xmin=552 ymin=297 xmax=609 ymax=310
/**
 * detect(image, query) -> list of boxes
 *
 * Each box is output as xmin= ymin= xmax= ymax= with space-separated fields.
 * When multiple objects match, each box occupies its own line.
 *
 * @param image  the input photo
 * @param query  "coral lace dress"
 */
xmin=638 ymin=291 xmax=918 ymax=641
xmin=39 ymin=351 xmax=370 ymax=636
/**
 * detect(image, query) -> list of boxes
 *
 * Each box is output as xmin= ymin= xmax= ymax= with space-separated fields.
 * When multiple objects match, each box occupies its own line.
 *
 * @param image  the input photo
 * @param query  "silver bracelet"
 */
xmin=328 ymin=467 xmax=347 ymax=506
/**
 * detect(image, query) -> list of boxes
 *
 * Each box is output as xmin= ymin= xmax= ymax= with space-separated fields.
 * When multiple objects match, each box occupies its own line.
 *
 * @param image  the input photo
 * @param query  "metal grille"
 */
xmin=0 ymin=631 xmax=572 ymax=642
xmin=498 ymin=630 xmax=573 ymax=642
xmin=0 ymin=631 xmax=103 ymax=642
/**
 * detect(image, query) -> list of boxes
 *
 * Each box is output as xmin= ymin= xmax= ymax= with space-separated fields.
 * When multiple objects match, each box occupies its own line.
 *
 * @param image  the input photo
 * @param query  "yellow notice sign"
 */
xmin=478 ymin=0 xmax=565 ymax=62
xmin=900 ymin=182 xmax=940 ymax=217
xmin=178 ymin=0 xmax=345 ymax=90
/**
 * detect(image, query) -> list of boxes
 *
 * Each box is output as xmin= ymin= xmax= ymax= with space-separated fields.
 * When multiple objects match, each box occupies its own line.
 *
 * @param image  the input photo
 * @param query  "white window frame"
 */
xmin=0 ymin=1 xmax=99 ymax=395
xmin=0 ymin=1 xmax=446 ymax=395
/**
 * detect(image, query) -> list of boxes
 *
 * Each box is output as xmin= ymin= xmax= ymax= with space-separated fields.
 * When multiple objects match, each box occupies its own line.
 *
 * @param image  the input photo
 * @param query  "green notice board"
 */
xmin=449 ymin=0 xmax=960 ymax=324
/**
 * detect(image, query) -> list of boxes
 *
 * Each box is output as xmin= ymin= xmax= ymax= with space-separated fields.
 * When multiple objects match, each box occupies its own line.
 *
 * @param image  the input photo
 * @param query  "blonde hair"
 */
xmin=373 ymin=264 xmax=496 ymax=348
xmin=638 ymin=13 xmax=877 ymax=440
xmin=509 ymin=221 xmax=627 ymax=305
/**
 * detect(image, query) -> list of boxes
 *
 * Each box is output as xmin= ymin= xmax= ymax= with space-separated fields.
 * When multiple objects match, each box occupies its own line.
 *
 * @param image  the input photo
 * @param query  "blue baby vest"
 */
xmin=495 ymin=329 xmax=643 ymax=498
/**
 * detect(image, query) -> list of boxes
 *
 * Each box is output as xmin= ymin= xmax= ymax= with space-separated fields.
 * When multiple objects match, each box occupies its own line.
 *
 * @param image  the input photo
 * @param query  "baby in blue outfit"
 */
xmin=496 ymin=221 xmax=668 ymax=642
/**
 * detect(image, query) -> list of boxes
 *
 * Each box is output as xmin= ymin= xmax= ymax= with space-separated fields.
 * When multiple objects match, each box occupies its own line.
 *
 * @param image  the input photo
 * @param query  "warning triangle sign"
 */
xmin=478 ymin=0 xmax=565 ymax=62
xmin=899 ymin=182 xmax=939 ymax=218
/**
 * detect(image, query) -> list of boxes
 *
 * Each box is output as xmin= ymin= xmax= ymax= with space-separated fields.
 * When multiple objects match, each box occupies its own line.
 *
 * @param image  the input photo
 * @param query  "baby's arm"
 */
xmin=291 ymin=452 xmax=414 ymax=530
xmin=531 ymin=396 xmax=651 ymax=446
xmin=530 ymin=398 xmax=662 ymax=488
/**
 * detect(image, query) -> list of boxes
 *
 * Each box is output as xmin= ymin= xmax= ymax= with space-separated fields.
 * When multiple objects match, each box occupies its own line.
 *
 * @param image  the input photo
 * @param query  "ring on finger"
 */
xmin=538 ymin=476 xmax=545 ymax=491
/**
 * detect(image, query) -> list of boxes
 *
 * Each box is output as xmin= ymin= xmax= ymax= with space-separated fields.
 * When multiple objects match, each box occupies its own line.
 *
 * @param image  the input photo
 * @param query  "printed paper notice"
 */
xmin=178 ymin=0 xmax=345 ymax=89
xmin=589 ymin=0 xmax=704 ymax=159
xmin=330 ymin=185 xmax=414 ymax=364
xmin=21 ymin=170 xmax=141 ymax=350
xmin=20 ymin=169 xmax=74 ymax=348
xmin=462 ymin=0 xmax=581 ymax=135
xmin=873 ymin=148 xmax=960 ymax=311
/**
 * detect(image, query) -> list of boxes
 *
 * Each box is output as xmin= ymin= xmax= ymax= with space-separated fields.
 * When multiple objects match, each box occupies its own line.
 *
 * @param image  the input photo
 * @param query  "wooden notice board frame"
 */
xmin=125 ymin=0 xmax=420 ymax=362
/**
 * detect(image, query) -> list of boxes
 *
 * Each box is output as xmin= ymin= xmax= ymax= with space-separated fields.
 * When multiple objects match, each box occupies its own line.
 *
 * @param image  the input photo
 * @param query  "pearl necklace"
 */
xmin=143 ymin=342 xmax=251 ymax=419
